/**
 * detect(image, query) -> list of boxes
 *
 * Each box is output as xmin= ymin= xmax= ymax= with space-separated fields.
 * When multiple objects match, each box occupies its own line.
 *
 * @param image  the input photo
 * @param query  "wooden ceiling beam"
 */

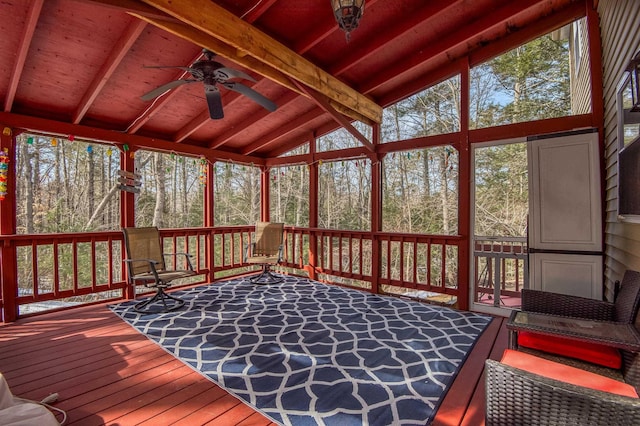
xmin=240 ymin=0 xmax=279 ymax=23
xmin=73 ymin=18 xmax=147 ymax=124
xmin=132 ymin=14 xmax=375 ymax=125
xmin=4 ymin=0 xmax=43 ymax=112
xmin=139 ymin=0 xmax=382 ymax=124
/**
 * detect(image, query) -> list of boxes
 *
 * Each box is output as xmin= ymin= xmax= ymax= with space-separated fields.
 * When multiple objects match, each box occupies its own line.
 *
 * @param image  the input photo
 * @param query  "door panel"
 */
xmin=528 ymin=132 xmax=601 ymax=251
xmin=527 ymin=131 xmax=602 ymax=298
xmin=529 ymin=252 xmax=603 ymax=299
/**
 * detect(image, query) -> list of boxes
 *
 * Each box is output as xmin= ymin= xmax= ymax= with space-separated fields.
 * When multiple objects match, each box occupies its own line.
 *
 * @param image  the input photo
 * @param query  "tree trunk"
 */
xmin=88 ymin=148 xmax=95 ymax=220
xmin=153 ymin=152 xmax=166 ymax=227
xmin=24 ymin=143 xmax=34 ymax=234
xmin=84 ymin=184 xmax=120 ymax=230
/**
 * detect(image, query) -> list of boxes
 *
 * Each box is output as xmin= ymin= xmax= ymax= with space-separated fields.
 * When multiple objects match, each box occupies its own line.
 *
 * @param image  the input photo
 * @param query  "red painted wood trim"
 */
xmin=3 ymin=0 xmax=43 ymax=112
xmin=73 ymin=19 xmax=147 ymax=124
xmin=260 ymin=166 xmax=270 ymax=222
xmin=0 ymin=122 xmax=17 ymax=320
xmin=456 ymin=58 xmax=471 ymax=311
xmin=468 ymin=0 xmax=585 ymax=67
xmin=308 ymin=138 xmax=319 ymax=279
xmin=469 ymin=114 xmax=593 ymax=143
xmin=0 ymin=111 xmax=265 ymax=166
xmin=362 ymin=0 xmax=544 ymax=95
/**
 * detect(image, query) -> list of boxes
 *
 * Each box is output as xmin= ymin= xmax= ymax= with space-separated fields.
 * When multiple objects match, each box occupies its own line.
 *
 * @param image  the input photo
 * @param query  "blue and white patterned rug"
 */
xmin=109 ymin=276 xmax=491 ymax=425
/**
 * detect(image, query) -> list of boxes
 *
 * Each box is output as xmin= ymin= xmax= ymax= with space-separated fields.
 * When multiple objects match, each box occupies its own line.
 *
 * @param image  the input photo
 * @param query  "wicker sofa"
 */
xmin=485 ymin=270 xmax=640 ymax=425
xmin=485 ymin=356 xmax=640 ymax=425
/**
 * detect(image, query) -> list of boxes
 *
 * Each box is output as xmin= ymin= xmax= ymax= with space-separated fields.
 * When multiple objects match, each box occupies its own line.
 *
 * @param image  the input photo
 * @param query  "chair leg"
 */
xmin=134 ymin=287 xmax=185 ymax=314
xmin=250 ymin=265 xmax=283 ymax=284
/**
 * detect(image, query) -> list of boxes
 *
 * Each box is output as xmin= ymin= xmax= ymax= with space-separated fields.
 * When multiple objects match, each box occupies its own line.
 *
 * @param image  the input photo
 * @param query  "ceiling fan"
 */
xmin=141 ymin=49 xmax=277 ymax=119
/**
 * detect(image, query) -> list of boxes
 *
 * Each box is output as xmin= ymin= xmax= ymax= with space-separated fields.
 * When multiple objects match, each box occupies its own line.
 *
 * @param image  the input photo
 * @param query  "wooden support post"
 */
xmin=307 ymin=133 xmax=319 ymax=280
xmin=0 ymin=125 xmax=17 ymax=322
xmin=205 ymin=161 xmax=215 ymax=282
xmin=260 ymin=166 xmax=270 ymax=222
xmin=458 ymin=59 xmax=471 ymax=311
xmin=120 ymin=145 xmax=136 ymax=300
xmin=370 ymin=124 xmax=383 ymax=295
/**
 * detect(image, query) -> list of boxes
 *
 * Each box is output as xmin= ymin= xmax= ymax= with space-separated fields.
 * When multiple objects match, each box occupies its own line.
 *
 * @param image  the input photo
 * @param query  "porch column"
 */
xmin=0 ymin=126 xmax=17 ymax=321
xmin=204 ymin=160 xmax=215 ymax=282
xmin=121 ymin=145 xmax=136 ymax=300
xmin=307 ymin=133 xmax=319 ymax=279
xmin=457 ymin=59 xmax=471 ymax=311
xmin=260 ymin=166 xmax=270 ymax=222
xmin=370 ymin=124 xmax=383 ymax=294
xmin=120 ymin=145 xmax=136 ymax=228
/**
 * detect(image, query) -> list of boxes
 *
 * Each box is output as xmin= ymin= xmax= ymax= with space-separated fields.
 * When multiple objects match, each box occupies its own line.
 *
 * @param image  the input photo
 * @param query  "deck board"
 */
xmin=0 ymin=302 xmax=506 ymax=425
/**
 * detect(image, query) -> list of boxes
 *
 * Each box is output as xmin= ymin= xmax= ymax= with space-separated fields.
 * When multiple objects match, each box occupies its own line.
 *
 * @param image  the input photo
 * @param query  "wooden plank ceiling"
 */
xmin=0 ymin=0 xmax=581 ymax=161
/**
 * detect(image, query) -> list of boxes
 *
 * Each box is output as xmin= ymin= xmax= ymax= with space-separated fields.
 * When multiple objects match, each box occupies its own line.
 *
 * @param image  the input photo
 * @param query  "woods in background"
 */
xmin=14 ymin=25 xmax=572 ymax=245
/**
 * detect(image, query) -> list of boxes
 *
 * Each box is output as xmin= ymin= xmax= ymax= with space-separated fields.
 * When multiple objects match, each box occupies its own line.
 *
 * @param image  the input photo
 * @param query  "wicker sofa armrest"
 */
xmin=522 ymin=288 xmax=615 ymax=321
xmin=485 ymin=359 xmax=640 ymax=425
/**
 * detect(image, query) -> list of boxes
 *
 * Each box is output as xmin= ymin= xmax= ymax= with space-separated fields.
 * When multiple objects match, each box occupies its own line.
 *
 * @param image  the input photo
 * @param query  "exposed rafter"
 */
xmin=361 ymin=0 xmax=543 ymax=95
xmin=328 ymin=0 xmax=461 ymax=77
xmin=127 ymin=51 xmax=204 ymax=134
xmin=241 ymin=108 xmax=323 ymax=155
xmin=73 ymin=18 xmax=147 ymax=124
xmin=4 ymin=0 xmax=43 ymax=112
xmin=207 ymin=91 xmax=300 ymax=149
xmin=139 ymin=0 xmax=383 ymax=124
xmin=291 ymin=79 xmax=374 ymax=152
xmin=129 ymin=15 xmax=374 ymax=126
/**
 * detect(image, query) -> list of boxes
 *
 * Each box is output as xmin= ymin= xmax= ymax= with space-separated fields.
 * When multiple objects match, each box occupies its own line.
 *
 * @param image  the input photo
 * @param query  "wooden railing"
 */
xmin=377 ymin=232 xmax=463 ymax=296
xmin=1 ymin=226 xmax=467 ymax=321
xmin=1 ymin=228 xmax=215 ymax=318
xmin=473 ymin=236 xmax=528 ymax=306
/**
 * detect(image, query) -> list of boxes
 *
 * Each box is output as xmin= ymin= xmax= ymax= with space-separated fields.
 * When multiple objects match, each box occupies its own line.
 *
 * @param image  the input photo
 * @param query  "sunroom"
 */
xmin=0 ymin=0 xmax=639 ymax=424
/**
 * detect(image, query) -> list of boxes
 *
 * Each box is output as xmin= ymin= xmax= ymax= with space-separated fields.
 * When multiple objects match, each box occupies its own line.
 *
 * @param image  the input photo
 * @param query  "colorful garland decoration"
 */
xmin=0 ymin=148 xmax=10 ymax=200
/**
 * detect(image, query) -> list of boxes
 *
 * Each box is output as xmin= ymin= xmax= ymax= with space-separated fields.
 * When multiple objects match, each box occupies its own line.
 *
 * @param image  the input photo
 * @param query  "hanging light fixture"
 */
xmin=331 ymin=0 xmax=365 ymax=42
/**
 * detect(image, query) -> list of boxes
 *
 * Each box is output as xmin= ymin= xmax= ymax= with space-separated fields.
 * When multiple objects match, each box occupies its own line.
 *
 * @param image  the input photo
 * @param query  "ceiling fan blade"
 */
xmin=215 ymin=67 xmax=255 ymax=82
xmin=140 ymin=80 xmax=196 ymax=101
xmin=205 ymin=85 xmax=224 ymax=119
xmin=223 ymin=82 xmax=277 ymax=112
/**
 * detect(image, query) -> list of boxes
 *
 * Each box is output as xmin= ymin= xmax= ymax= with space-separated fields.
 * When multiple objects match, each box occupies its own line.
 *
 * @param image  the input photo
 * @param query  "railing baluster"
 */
xmin=91 ymin=239 xmax=97 ymax=291
xmin=53 ymin=241 xmax=60 ymax=296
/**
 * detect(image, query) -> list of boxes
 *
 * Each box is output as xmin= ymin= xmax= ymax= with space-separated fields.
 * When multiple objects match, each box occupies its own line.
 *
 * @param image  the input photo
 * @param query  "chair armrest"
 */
xmin=485 ymin=359 xmax=640 ymax=425
xmin=163 ymin=252 xmax=195 ymax=271
xmin=124 ymin=258 xmax=162 ymax=280
xmin=522 ymin=288 xmax=615 ymax=320
xmin=244 ymin=242 xmax=256 ymax=262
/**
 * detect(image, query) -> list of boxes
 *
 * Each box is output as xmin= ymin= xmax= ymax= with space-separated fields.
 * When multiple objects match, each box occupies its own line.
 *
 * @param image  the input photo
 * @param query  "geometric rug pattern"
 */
xmin=109 ymin=276 xmax=492 ymax=425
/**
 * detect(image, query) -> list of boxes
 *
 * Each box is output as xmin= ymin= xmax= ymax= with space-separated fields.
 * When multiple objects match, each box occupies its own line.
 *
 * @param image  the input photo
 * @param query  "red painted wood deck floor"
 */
xmin=0 ymin=303 xmax=508 ymax=425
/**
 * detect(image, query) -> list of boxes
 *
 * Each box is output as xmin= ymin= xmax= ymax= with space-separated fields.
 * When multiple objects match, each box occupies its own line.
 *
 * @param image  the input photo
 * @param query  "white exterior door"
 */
xmin=527 ymin=130 xmax=602 ymax=299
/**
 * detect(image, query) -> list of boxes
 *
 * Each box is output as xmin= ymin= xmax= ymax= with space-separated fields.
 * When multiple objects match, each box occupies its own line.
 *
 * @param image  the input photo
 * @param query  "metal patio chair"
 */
xmin=244 ymin=222 xmax=284 ymax=284
xmin=122 ymin=226 xmax=196 ymax=313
